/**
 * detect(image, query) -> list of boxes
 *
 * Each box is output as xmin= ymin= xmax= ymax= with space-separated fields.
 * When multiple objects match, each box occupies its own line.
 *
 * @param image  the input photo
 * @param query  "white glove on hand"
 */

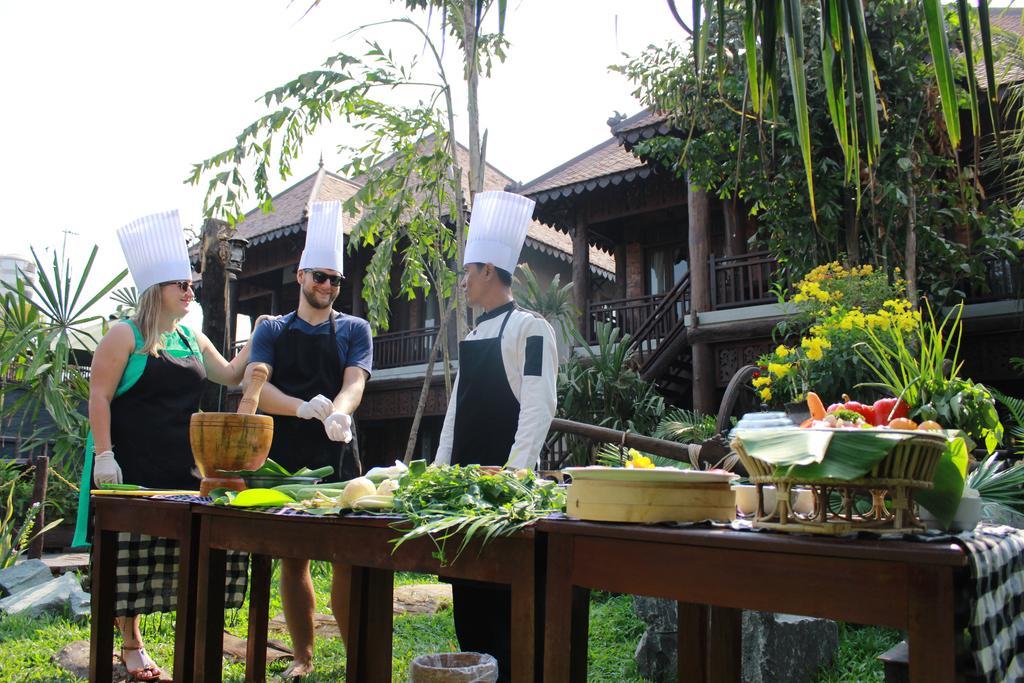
xmin=296 ymin=395 xmax=333 ymax=421
xmin=324 ymin=412 xmax=353 ymax=443
xmin=93 ymin=450 xmax=123 ymax=486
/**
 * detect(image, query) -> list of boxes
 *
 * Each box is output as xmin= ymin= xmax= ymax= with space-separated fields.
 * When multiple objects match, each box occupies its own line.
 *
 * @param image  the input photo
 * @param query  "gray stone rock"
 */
xmin=69 ymin=585 xmax=91 ymax=621
xmin=633 ymin=596 xmax=677 ymax=633
xmin=52 ymin=640 xmax=131 ymax=682
xmin=0 ymin=572 xmax=81 ymax=619
xmin=741 ymin=611 xmax=839 ymax=683
xmin=0 ymin=559 xmax=52 ymax=597
xmin=632 ymin=598 xmax=839 ymax=683
xmin=634 ymin=630 xmax=678 ymax=683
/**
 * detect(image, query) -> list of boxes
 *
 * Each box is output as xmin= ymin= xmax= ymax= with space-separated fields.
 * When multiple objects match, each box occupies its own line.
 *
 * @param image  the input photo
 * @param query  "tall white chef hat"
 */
xmin=298 ymin=201 xmax=345 ymax=274
xmin=463 ymin=191 xmax=536 ymax=274
xmin=116 ymin=210 xmax=193 ymax=293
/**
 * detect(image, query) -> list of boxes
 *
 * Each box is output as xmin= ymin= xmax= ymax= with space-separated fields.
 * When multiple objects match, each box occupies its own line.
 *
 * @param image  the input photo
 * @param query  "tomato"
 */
xmin=887 ymin=417 xmax=919 ymax=430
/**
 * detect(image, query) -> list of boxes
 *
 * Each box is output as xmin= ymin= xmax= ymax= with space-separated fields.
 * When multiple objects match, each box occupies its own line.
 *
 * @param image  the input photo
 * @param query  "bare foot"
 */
xmin=278 ymin=659 xmax=314 ymax=680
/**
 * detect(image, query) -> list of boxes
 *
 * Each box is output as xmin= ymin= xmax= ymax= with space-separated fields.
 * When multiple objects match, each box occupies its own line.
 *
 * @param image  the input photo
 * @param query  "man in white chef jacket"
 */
xmin=434 ymin=190 xmax=558 ymax=681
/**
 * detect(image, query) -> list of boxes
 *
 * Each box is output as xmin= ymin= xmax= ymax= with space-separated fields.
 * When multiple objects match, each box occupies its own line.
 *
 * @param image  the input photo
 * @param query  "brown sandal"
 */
xmin=120 ymin=645 xmax=163 ymax=682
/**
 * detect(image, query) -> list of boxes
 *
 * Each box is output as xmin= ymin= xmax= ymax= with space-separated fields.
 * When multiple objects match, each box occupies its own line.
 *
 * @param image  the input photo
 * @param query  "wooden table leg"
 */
xmin=89 ymin=526 xmax=116 ymax=683
xmin=678 ymin=602 xmax=709 ymax=682
xmin=363 ymin=567 xmax=393 ymax=683
xmin=542 ymin=533 xmax=573 ymax=683
xmin=708 ymin=606 xmax=742 ymax=682
xmin=245 ymin=554 xmax=272 ymax=683
xmin=194 ymin=523 xmax=227 ymax=683
xmin=510 ymin=571 xmax=535 ymax=683
xmin=344 ymin=567 xmax=366 ymax=683
xmin=907 ymin=566 xmax=956 ymax=683
xmin=345 ymin=567 xmax=393 ymax=683
xmin=173 ymin=513 xmax=198 ymax=683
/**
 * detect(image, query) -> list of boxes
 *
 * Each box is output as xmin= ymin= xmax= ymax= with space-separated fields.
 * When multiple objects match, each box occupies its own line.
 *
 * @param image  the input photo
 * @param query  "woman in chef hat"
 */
xmin=72 ymin=210 xmax=268 ymax=681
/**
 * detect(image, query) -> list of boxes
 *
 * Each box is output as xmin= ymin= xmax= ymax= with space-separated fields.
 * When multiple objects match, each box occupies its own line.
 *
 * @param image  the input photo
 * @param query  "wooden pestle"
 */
xmin=237 ymin=363 xmax=269 ymax=416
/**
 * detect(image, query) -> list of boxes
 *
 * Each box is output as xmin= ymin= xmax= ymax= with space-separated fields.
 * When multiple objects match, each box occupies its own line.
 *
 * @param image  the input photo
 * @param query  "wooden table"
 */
xmin=192 ymin=506 xmax=541 ymax=683
xmin=538 ymin=518 xmax=969 ymax=683
xmin=90 ymin=496 xmax=201 ymax=683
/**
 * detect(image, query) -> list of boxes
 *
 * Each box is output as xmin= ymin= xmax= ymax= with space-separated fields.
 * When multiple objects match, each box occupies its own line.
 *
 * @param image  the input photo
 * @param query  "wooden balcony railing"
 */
xmin=710 ymin=250 xmax=780 ymax=310
xmin=588 ymin=295 xmax=664 ymax=343
xmin=967 ymin=257 xmax=1022 ymax=303
xmin=373 ymin=326 xmax=441 ymax=370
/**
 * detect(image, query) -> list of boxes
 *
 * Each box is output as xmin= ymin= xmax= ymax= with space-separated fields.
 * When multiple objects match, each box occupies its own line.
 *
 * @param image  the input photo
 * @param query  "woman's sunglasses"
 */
xmin=306 ymin=270 xmax=343 ymax=287
xmin=161 ymin=280 xmax=194 ymax=292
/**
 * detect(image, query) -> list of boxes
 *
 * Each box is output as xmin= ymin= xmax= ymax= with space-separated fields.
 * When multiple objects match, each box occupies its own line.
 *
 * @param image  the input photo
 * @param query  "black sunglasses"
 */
xmin=161 ymin=280 xmax=193 ymax=292
xmin=306 ymin=270 xmax=343 ymax=287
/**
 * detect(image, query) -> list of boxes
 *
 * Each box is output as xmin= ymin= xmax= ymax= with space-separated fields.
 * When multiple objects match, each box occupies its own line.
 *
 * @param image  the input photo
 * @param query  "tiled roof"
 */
xmin=975 ymin=8 xmax=1024 ymax=88
xmin=233 ymin=141 xmax=615 ymax=276
xmin=609 ymin=109 xmax=672 ymax=146
xmin=514 ymin=137 xmax=651 ymax=203
xmin=234 ymin=168 xmax=361 ymax=246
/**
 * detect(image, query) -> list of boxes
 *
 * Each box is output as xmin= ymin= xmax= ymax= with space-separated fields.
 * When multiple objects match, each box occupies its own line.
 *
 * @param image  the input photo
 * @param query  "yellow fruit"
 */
xmin=918 ymin=420 xmax=943 ymax=431
xmin=887 ymin=417 xmax=918 ymax=431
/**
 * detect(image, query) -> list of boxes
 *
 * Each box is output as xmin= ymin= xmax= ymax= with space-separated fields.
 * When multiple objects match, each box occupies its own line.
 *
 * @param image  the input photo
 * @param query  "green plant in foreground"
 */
xmin=968 ymin=455 xmax=1024 ymax=514
xmin=0 ymin=483 xmax=62 ymax=569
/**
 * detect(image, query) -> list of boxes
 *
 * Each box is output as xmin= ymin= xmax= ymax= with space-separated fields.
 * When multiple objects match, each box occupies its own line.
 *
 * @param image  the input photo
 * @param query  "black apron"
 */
xmin=448 ymin=307 xmax=519 ymax=683
xmin=266 ymin=312 xmax=349 ymax=482
xmin=111 ymin=329 xmax=206 ymax=490
xmin=451 ymin=308 xmax=520 ymax=467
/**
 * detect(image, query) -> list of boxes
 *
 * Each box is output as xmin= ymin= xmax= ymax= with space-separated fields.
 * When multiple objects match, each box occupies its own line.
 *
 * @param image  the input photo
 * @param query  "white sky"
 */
xmin=0 ymin=0 xmax=686 ymax=329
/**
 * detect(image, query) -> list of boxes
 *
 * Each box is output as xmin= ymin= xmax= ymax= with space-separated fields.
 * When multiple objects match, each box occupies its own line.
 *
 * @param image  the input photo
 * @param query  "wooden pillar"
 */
xmin=614 ymin=243 xmax=627 ymax=299
xmin=572 ymin=221 xmax=590 ymax=338
xmin=688 ymin=178 xmax=716 ymax=415
xmin=270 ymin=287 xmax=280 ymax=316
xmin=723 ymin=198 xmax=747 ymax=257
xmin=199 ymin=218 xmax=229 ymax=412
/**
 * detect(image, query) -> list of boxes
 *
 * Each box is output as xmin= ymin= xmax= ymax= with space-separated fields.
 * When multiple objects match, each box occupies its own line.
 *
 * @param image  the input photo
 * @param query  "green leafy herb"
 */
xmin=390 ymin=463 xmax=564 ymax=565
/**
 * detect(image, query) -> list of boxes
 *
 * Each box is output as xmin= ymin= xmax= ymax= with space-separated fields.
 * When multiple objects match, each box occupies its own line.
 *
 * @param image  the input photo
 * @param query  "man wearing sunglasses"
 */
xmin=243 ymin=201 xmax=372 ymax=678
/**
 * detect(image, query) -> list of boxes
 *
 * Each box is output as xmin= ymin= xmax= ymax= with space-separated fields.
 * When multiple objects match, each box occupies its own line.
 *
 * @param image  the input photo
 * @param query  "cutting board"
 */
xmin=91 ymin=489 xmax=200 ymax=497
xmin=566 ymin=479 xmax=736 ymax=523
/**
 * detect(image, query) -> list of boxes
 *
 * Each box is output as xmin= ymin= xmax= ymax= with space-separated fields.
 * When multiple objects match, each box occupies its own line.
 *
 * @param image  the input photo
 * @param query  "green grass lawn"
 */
xmin=0 ymin=564 xmax=898 ymax=682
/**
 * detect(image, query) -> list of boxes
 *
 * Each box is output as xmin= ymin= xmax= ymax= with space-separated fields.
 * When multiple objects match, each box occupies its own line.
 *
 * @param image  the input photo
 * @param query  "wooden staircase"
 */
xmin=628 ymin=274 xmax=694 ymax=405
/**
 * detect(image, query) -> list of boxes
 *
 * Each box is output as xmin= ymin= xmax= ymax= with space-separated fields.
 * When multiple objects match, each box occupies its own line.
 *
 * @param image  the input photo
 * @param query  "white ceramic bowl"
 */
xmin=734 ymin=484 xmax=777 ymax=517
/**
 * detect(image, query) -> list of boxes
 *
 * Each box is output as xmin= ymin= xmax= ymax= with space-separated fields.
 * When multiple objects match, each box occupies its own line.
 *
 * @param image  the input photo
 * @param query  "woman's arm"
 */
xmin=88 ymin=323 xmax=135 ymax=452
xmin=197 ymin=315 xmax=275 ymax=387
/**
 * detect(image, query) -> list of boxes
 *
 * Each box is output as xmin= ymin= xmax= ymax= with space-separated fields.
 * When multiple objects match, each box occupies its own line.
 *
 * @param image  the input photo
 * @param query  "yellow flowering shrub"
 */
xmin=753 ymin=262 xmax=918 ymax=404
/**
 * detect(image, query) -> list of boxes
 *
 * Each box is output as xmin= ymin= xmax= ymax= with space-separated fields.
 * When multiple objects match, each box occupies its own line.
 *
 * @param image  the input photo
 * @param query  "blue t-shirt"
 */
xmin=250 ymin=311 xmax=373 ymax=377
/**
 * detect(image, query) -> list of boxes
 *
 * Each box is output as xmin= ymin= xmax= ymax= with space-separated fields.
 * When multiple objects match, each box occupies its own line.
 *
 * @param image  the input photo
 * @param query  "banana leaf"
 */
xmin=734 ymin=428 xmax=915 ymax=480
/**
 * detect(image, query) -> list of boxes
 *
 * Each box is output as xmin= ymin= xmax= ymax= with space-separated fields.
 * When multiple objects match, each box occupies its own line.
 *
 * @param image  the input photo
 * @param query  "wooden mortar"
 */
xmin=190 ymin=363 xmax=274 ymax=496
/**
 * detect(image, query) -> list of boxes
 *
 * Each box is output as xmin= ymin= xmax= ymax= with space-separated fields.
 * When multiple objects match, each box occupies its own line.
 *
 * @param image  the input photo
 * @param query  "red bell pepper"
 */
xmin=872 ymin=397 xmax=909 ymax=426
xmin=841 ymin=396 xmax=875 ymax=423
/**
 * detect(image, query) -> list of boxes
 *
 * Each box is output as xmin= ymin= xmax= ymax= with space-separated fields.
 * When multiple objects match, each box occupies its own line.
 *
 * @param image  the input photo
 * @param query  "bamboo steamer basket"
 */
xmin=190 ymin=364 xmax=273 ymax=495
xmin=565 ymin=468 xmax=737 ymax=523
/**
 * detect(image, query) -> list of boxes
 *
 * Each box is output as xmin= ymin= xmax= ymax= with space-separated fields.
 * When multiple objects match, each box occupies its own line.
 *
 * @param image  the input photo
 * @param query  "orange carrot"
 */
xmin=806 ymin=392 xmax=826 ymax=420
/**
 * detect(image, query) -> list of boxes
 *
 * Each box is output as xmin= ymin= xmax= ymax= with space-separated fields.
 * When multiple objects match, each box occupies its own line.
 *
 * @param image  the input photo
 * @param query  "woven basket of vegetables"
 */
xmin=731 ymin=428 xmax=950 ymax=534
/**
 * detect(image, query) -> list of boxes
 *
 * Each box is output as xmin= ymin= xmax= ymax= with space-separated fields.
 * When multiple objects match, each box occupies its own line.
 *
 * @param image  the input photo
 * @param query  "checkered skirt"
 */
xmin=114 ymin=532 xmax=248 ymax=617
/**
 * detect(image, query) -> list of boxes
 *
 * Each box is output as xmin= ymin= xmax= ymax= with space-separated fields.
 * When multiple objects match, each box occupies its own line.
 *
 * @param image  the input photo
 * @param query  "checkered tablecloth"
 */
xmin=114 ymin=532 xmax=248 ymax=616
xmin=957 ymin=524 xmax=1024 ymax=682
